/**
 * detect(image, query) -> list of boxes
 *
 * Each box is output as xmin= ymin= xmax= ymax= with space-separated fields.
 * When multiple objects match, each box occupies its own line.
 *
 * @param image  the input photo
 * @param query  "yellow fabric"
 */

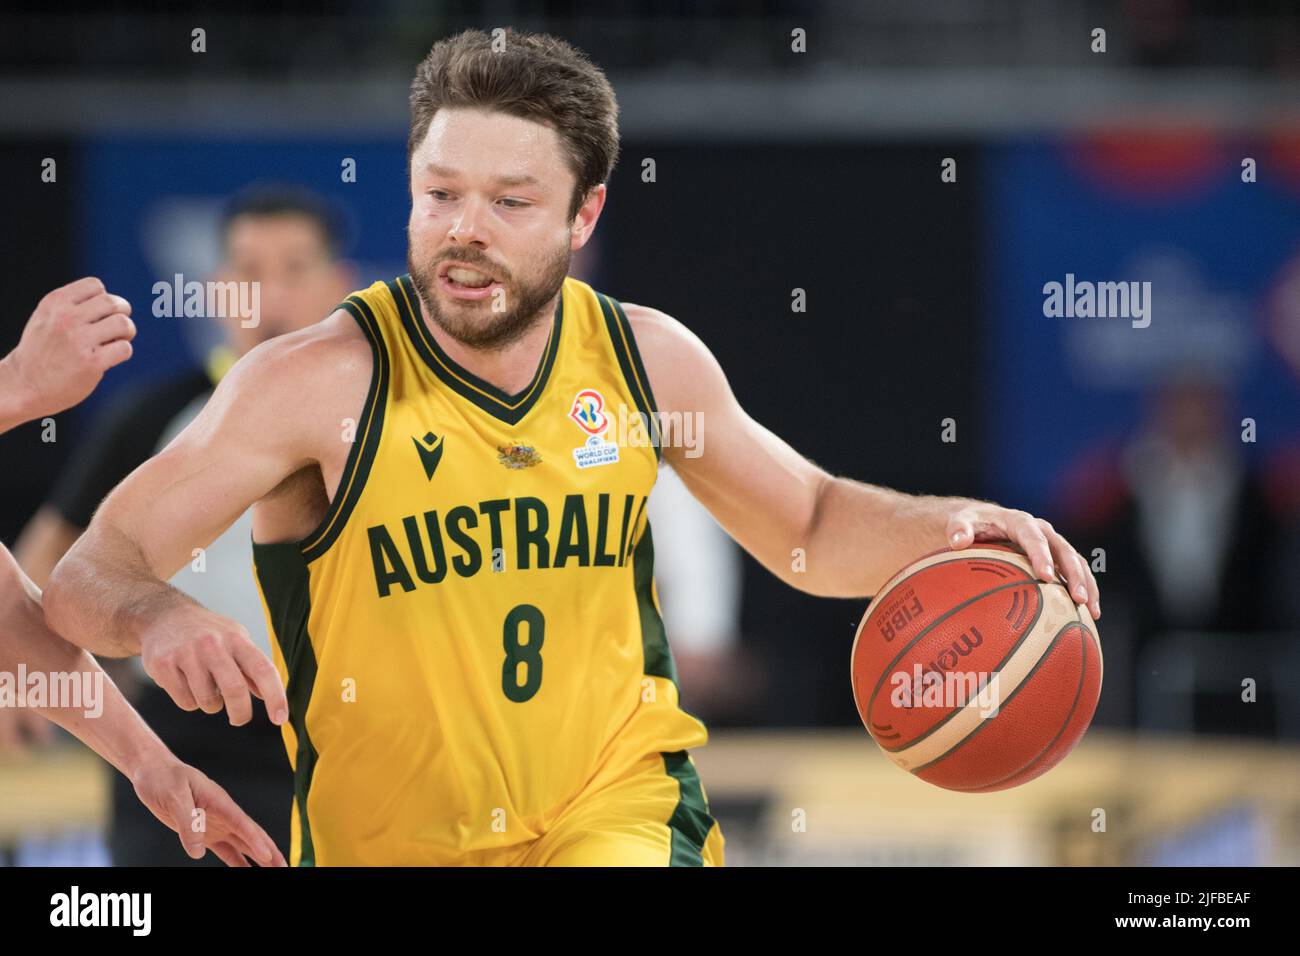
xmin=204 ymin=344 xmax=238 ymax=385
xmin=421 ymin=751 xmax=726 ymax=867
xmin=254 ymin=275 xmax=719 ymax=866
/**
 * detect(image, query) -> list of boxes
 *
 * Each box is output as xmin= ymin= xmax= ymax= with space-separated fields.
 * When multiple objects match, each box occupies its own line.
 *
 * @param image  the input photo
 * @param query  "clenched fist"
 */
xmin=0 ymin=277 xmax=135 ymax=429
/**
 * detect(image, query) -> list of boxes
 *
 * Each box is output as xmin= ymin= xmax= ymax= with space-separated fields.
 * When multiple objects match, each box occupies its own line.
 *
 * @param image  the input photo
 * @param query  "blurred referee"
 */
xmin=11 ymin=184 xmax=353 ymax=864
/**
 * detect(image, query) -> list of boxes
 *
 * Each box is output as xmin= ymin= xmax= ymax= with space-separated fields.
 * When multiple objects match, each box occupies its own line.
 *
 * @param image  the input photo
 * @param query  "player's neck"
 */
xmin=421 ymin=294 xmax=559 ymax=397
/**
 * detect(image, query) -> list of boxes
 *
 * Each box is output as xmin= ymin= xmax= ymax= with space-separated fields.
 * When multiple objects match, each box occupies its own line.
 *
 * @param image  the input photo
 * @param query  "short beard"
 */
xmin=407 ymin=242 xmax=571 ymax=352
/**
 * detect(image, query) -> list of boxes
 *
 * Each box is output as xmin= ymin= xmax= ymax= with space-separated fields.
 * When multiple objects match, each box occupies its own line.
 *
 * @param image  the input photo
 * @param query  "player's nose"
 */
xmin=447 ymin=196 xmax=490 ymax=247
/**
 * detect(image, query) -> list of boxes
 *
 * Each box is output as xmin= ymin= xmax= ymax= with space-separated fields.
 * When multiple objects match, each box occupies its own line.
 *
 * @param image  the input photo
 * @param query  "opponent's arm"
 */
xmin=0 ymin=544 xmax=284 ymax=865
xmin=0 ymin=276 xmax=136 ymax=752
xmin=43 ymin=314 xmax=368 ymax=724
xmin=627 ymin=305 xmax=1100 ymax=617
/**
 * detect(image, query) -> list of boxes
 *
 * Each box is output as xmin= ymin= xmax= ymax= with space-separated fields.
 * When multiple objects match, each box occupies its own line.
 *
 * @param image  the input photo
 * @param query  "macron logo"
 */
xmin=413 ymin=431 xmax=446 ymax=481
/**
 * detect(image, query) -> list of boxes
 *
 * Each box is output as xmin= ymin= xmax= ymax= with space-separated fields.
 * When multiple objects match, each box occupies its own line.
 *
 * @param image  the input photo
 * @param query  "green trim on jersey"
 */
xmin=252 ymin=540 xmax=321 ymax=867
xmin=299 ymin=295 xmax=389 ymax=563
xmin=631 ymin=521 xmax=677 ymax=684
xmin=391 ymin=274 xmax=563 ymax=426
xmin=662 ymin=750 xmax=716 ymax=866
xmin=630 ymin=522 xmax=718 ymax=865
xmin=596 ymin=292 xmax=662 ymax=462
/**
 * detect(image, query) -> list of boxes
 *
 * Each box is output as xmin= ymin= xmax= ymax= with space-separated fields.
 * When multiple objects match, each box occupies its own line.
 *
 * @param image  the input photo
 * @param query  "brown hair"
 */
xmin=408 ymin=29 xmax=620 ymax=220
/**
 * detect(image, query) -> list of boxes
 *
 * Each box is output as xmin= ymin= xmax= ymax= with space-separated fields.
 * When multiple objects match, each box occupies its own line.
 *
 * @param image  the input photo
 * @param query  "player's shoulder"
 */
xmin=617 ymin=301 xmax=724 ymax=410
xmin=217 ymin=308 xmax=372 ymax=419
xmin=244 ymin=309 xmax=370 ymax=376
xmin=618 ymin=301 xmax=707 ymax=361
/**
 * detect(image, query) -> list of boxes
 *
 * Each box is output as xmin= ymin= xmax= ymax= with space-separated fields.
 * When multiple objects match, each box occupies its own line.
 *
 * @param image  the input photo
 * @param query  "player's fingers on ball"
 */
xmin=234 ymin=642 xmax=288 ymax=725
xmin=1065 ymin=549 xmax=1091 ymax=607
xmin=1048 ymin=528 xmax=1097 ymax=616
xmin=945 ymin=509 xmax=975 ymax=548
xmin=1015 ymin=513 xmax=1053 ymax=581
xmin=1040 ymin=521 xmax=1086 ymax=601
xmin=92 ymin=338 xmax=133 ymax=371
xmin=1078 ymin=551 xmax=1101 ymax=619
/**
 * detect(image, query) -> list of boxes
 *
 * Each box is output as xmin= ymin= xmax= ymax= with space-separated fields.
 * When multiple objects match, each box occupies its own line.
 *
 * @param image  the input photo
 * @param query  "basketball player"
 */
xmin=44 ymin=30 xmax=1100 ymax=866
xmin=0 ymin=277 xmax=284 ymax=866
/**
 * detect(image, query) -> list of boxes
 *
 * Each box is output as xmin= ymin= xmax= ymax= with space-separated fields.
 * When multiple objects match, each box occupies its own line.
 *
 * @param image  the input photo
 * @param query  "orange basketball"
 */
xmin=850 ymin=542 xmax=1101 ymax=792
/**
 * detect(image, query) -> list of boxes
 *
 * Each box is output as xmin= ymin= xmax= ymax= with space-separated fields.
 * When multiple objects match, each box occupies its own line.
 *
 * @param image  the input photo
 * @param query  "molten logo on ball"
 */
xmin=851 ymin=542 xmax=1102 ymax=792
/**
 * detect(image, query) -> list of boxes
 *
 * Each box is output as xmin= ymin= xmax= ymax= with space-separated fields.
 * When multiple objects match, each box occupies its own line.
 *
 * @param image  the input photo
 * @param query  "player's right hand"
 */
xmin=140 ymin=601 xmax=289 ymax=728
xmin=5 ymin=277 xmax=135 ymax=420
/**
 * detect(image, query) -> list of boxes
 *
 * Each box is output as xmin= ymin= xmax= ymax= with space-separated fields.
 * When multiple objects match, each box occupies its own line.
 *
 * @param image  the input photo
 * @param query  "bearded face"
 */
xmin=406 ymin=234 xmax=570 ymax=352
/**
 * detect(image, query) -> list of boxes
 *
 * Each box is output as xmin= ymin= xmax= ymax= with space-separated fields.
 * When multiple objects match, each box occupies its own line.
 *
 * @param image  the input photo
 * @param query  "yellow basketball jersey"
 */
xmin=252 ymin=274 xmax=716 ymax=865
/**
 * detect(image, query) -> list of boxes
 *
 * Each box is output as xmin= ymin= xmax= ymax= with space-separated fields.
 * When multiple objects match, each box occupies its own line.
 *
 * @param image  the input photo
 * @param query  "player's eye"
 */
xmin=498 ymin=197 xmax=530 ymax=209
xmin=427 ymin=189 xmax=454 ymax=202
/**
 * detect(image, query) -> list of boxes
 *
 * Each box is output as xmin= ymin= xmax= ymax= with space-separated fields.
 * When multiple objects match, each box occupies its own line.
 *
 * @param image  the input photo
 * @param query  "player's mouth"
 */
xmin=437 ymin=261 xmax=503 ymax=301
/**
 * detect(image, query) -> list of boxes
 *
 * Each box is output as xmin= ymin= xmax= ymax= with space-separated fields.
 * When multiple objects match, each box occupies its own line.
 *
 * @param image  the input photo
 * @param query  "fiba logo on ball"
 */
xmin=851 ymin=543 xmax=1102 ymax=792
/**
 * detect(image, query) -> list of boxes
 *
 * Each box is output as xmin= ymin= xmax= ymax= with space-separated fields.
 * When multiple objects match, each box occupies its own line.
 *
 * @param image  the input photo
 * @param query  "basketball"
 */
xmin=851 ymin=542 xmax=1102 ymax=792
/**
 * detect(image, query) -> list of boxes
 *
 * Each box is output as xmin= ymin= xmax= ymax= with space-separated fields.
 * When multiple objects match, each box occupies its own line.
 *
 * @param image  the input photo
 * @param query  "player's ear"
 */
xmin=570 ymin=184 xmax=606 ymax=250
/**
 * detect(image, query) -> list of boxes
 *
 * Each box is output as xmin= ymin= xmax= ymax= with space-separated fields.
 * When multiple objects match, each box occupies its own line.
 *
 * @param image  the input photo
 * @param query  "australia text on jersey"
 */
xmin=368 ymin=492 xmax=648 ymax=597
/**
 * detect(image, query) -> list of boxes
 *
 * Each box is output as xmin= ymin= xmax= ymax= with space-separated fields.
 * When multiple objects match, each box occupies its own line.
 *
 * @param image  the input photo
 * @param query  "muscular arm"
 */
xmin=43 ymin=312 xmax=370 ymax=722
xmin=627 ymin=304 xmax=1101 ymax=617
xmin=0 ymin=543 xmax=157 ymax=773
xmin=0 ymin=544 xmax=283 ymax=865
xmin=12 ymin=508 xmax=82 ymax=590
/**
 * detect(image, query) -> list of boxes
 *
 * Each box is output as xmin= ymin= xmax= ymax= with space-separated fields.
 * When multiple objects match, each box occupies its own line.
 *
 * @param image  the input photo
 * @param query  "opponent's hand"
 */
xmin=140 ymin=602 xmax=288 ymax=728
xmin=2 ymin=277 xmax=135 ymax=421
xmin=945 ymin=503 xmax=1100 ymax=620
xmin=131 ymin=755 xmax=286 ymax=866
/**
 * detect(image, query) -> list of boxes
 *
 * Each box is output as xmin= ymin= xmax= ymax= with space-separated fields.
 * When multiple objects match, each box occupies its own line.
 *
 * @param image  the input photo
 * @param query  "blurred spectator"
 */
xmin=9 ymin=183 xmax=354 ymax=863
xmin=1061 ymin=373 xmax=1284 ymax=736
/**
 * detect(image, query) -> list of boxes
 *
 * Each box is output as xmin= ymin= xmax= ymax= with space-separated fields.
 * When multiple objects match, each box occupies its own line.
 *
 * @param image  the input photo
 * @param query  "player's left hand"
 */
xmin=944 ymin=503 xmax=1100 ymax=621
xmin=130 ymin=756 xmax=287 ymax=867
